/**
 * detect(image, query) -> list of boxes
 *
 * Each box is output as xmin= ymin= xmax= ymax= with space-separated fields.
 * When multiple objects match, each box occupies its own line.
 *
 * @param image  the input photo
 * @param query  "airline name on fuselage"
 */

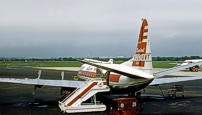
xmin=85 ymin=66 xmax=103 ymax=72
xmin=86 ymin=66 xmax=97 ymax=71
xmin=133 ymin=54 xmax=150 ymax=61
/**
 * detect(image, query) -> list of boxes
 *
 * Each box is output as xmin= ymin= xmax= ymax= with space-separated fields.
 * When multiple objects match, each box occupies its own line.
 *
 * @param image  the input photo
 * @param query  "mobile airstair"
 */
xmin=58 ymin=78 xmax=110 ymax=113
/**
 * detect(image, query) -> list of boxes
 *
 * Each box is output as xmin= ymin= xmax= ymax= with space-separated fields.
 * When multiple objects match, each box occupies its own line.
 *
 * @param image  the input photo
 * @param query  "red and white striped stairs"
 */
xmin=58 ymin=78 xmax=110 ymax=113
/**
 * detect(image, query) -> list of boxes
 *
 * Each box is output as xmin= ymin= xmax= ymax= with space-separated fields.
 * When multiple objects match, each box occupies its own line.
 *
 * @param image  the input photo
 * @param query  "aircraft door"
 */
xmin=96 ymin=68 xmax=103 ymax=78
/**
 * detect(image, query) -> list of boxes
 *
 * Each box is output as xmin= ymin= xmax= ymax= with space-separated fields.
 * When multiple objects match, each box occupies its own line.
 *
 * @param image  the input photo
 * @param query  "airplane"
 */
xmin=170 ymin=59 xmax=202 ymax=72
xmin=1 ymin=19 xmax=202 ymax=113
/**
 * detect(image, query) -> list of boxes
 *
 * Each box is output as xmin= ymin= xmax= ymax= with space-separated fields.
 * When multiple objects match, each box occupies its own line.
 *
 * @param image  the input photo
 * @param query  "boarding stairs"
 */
xmin=58 ymin=78 xmax=110 ymax=113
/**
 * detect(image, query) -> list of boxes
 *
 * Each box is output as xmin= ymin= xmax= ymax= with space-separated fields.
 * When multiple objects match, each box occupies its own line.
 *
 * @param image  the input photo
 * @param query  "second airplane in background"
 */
xmin=170 ymin=59 xmax=202 ymax=72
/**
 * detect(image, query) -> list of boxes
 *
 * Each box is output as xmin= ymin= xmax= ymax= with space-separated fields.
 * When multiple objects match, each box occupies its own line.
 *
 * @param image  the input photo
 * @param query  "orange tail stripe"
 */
xmin=132 ymin=61 xmax=145 ymax=67
xmin=142 ymin=36 xmax=147 ymax=39
xmin=143 ymin=29 xmax=148 ymax=32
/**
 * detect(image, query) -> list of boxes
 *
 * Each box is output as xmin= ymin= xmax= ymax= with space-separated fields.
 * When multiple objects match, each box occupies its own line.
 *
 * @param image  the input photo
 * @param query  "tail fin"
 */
xmin=122 ymin=19 xmax=153 ymax=75
xmin=108 ymin=59 xmax=113 ymax=64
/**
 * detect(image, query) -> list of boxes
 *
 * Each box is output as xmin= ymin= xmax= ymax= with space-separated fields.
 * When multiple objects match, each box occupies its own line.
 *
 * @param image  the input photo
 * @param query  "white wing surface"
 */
xmin=0 ymin=78 xmax=84 ymax=88
xmin=153 ymin=61 xmax=202 ymax=78
xmin=149 ymin=76 xmax=202 ymax=85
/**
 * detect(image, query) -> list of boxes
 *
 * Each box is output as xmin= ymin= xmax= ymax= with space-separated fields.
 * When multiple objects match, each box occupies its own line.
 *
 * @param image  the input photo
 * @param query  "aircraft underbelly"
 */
xmin=108 ymin=76 xmax=153 ymax=94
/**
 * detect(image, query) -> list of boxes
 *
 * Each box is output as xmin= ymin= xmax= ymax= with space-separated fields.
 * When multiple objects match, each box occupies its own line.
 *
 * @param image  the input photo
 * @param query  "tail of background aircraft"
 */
xmin=121 ymin=19 xmax=153 ymax=75
xmin=108 ymin=59 xmax=113 ymax=64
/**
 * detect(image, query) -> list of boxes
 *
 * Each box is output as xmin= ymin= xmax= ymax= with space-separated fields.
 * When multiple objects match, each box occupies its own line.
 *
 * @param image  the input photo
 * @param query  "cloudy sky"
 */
xmin=1 ymin=0 xmax=202 ymax=58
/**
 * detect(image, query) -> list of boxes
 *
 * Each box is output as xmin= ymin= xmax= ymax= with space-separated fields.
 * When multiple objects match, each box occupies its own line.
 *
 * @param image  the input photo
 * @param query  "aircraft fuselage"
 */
xmin=77 ymin=64 xmax=154 ymax=94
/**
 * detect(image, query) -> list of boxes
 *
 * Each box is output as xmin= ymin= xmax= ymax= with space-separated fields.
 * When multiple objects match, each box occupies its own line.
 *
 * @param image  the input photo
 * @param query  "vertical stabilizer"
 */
xmin=122 ymin=19 xmax=153 ymax=75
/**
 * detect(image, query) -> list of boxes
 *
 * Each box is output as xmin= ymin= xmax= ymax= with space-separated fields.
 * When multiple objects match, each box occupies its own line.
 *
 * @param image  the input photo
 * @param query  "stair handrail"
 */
xmin=77 ymin=78 xmax=108 ymax=99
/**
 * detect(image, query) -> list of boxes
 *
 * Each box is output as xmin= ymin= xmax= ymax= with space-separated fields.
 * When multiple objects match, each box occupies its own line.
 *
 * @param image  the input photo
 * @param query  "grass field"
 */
xmin=0 ymin=61 xmax=183 ymax=68
xmin=153 ymin=61 xmax=183 ymax=68
xmin=0 ymin=61 xmax=82 ymax=67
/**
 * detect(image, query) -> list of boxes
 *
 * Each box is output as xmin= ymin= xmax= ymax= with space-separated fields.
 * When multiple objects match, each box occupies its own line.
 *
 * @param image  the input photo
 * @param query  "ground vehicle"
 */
xmin=167 ymin=85 xmax=184 ymax=98
xmin=190 ymin=67 xmax=198 ymax=72
xmin=110 ymin=98 xmax=143 ymax=115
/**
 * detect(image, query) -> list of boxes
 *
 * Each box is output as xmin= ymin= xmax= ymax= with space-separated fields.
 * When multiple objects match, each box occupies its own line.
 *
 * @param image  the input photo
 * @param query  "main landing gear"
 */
xmin=32 ymin=85 xmax=43 ymax=95
xmin=128 ymin=91 xmax=141 ymax=97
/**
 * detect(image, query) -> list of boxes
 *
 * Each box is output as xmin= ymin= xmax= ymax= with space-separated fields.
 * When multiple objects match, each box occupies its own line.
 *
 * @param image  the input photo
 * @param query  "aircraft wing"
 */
xmin=149 ymin=76 xmax=202 ymax=86
xmin=0 ymin=78 xmax=84 ymax=88
xmin=153 ymin=61 xmax=202 ymax=78
xmin=79 ymin=60 xmax=154 ymax=79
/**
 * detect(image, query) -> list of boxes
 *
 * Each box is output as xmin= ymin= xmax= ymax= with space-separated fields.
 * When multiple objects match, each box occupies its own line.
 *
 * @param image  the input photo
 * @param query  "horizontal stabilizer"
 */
xmin=153 ymin=61 xmax=202 ymax=78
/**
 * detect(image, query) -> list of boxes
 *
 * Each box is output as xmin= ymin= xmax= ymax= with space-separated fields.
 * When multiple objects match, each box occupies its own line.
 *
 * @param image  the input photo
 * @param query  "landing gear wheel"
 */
xmin=173 ymin=95 xmax=175 ymax=99
xmin=128 ymin=92 xmax=135 ymax=97
xmin=182 ymin=95 xmax=184 ymax=98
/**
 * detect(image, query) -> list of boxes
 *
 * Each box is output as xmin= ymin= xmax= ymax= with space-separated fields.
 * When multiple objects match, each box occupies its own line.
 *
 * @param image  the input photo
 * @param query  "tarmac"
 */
xmin=1 ymin=66 xmax=202 ymax=115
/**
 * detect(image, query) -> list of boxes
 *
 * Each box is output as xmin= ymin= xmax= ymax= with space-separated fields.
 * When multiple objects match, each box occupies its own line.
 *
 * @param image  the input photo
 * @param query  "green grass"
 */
xmin=0 ymin=61 xmax=82 ymax=67
xmin=0 ymin=61 xmax=183 ymax=68
xmin=152 ymin=61 xmax=183 ymax=68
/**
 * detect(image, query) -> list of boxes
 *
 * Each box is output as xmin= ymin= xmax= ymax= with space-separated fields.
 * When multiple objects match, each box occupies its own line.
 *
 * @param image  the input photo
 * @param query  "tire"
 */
xmin=182 ymin=95 xmax=184 ymax=98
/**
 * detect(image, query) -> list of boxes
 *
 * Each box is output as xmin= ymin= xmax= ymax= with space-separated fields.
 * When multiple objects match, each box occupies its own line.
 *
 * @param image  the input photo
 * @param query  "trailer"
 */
xmin=190 ymin=67 xmax=198 ymax=72
xmin=110 ymin=98 xmax=143 ymax=115
xmin=167 ymin=85 xmax=184 ymax=98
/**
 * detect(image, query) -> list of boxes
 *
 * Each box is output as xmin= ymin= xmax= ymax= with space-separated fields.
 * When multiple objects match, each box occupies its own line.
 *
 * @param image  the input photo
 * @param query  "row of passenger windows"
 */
xmin=79 ymin=71 xmax=96 ymax=78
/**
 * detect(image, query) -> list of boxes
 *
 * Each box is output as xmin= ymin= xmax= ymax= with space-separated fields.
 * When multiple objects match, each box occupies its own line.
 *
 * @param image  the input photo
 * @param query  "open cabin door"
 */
xmin=96 ymin=68 xmax=103 ymax=78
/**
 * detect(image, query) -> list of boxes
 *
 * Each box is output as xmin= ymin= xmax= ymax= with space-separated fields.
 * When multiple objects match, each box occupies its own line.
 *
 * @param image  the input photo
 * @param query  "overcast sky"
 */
xmin=1 ymin=0 xmax=202 ymax=58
